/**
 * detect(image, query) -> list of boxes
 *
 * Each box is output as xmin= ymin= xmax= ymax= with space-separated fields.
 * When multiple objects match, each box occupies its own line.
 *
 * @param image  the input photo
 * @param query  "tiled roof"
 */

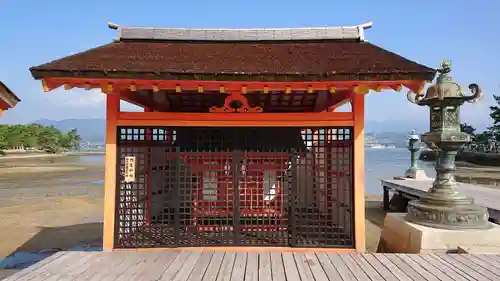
xmin=30 ymin=23 xmax=436 ymax=82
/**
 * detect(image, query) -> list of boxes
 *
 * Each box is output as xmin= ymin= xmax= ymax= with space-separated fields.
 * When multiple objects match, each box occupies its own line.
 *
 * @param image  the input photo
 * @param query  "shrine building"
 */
xmin=29 ymin=22 xmax=436 ymax=252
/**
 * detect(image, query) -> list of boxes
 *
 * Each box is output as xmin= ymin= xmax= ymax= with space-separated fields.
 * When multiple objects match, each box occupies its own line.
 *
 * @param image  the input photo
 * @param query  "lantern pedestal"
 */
xmin=379 ymin=213 xmax=500 ymax=253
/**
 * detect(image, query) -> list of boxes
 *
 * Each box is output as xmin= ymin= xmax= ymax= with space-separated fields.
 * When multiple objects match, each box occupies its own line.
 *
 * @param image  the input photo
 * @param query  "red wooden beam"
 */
xmin=117 ymin=112 xmax=354 ymax=127
xmin=42 ymin=77 xmax=427 ymax=93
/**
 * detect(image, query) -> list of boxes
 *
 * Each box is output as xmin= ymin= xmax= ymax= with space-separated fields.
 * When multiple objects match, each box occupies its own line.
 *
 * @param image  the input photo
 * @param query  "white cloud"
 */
xmin=41 ymin=88 xmax=106 ymax=107
xmin=39 ymin=87 xmax=143 ymax=111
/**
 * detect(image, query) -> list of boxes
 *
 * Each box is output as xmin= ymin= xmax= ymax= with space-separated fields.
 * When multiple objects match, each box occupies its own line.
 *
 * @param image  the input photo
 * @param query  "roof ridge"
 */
xmin=107 ymin=21 xmax=374 ymax=42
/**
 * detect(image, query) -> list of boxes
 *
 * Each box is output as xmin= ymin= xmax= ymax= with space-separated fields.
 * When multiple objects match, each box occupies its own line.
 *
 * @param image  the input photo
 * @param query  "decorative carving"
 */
xmin=447 ymin=214 xmax=480 ymax=225
xmin=210 ymin=92 xmax=262 ymax=113
xmin=444 ymin=109 xmax=459 ymax=127
xmin=465 ymin=83 xmax=482 ymax=103
xmin=407 ymin=207 xmax=443 ymax=223
xmin=430 ymin=109 xmax=441 ymax=128
xmin=406 ymin=88 xmax=425 ymax=104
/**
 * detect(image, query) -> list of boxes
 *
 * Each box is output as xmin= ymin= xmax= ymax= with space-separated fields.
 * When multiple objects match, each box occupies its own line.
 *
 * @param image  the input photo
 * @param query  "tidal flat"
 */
xmin=0 ymin=155 xmax=104 ymax=277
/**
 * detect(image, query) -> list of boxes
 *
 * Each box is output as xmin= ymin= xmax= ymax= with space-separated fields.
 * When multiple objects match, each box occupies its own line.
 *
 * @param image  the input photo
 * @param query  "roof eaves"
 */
xmin=0 ymin=81 xmax=21 ymax=107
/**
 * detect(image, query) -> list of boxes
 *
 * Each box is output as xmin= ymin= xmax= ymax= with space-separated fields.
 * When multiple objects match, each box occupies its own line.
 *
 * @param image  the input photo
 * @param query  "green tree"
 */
xmin=0 ymin=124 xmax=81 ymax=154
xmin=488 ymin=94 xmax=500 ymax=141
xmin=37 ymin=126 xmax=61 ymax=153
xmin=59 ymin=128 xmax=81 ymax=151
xmin=475 ymin=131 xmax=492 ymax=144
xmin=0 ymin=125 xmax=8 ymax=154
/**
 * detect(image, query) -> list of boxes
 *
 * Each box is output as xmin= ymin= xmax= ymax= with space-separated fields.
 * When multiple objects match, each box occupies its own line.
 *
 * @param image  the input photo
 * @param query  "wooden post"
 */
xmin=352 ymin=93 xmax=366 ymax=252
xmin=383 ymin=186 xmax=390 ymax=211
xmin=103 ymin=93 xmax=120 ymax=250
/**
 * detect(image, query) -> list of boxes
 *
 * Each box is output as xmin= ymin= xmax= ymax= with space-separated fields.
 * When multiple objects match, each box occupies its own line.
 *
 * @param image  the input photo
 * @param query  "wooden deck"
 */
xmin=4 ymin=250 xmax=500 ymax=281
xmin=381 ymin=179 xmax=500 ymax=222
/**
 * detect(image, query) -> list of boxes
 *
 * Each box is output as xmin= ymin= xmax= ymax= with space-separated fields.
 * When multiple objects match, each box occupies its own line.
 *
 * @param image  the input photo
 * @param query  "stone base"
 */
xmin=407 ymin=197 xmax=491 ymax=230
xmin=404 ymin=169 xmax=430 ymax=180
xmin=379 ymin=213 xmax=500 ymax=253
xmin=457 ymin=245 xmax=500 ymax=254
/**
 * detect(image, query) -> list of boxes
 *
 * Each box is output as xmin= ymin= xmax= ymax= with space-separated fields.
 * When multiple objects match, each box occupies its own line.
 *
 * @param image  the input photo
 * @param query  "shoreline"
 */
xmin=0 ymin=151 xmax=104 ymax=161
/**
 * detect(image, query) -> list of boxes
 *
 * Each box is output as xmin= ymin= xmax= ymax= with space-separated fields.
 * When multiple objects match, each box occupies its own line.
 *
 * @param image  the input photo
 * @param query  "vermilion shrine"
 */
xmin=29 ymin=22 xmax=436 ymax=252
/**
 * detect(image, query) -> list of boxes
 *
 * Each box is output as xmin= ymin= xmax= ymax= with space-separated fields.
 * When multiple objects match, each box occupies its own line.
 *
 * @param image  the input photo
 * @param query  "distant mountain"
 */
xmin=32 ymin=118 xmax=105 ymax=142
xmin=28 ymin=118 xmax=429 ymax=144
xmin=365 ymin=120 xmax=427 ymax=135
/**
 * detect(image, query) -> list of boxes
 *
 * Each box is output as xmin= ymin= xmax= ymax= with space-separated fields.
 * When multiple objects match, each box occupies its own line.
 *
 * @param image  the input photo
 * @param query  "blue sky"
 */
xmin=0 ymin=0 xmax=498 ymax=131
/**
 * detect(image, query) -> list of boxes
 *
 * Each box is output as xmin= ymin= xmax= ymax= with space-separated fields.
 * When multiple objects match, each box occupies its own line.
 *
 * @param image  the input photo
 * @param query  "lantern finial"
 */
xmin=438 ymin=59 xmax=452 ymax=74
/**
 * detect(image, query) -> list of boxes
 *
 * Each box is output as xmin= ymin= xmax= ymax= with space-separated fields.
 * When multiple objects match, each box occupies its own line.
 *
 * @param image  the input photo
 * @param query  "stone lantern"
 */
xmin=405 ymin=59 xmax=490 ymax=229
xmin=404 ymin=130 xmax=428 ymax=179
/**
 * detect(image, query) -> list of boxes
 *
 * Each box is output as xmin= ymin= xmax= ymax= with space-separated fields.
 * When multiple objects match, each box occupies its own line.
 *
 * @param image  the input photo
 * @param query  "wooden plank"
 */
xmin=28 ymin=252 xmax=84 ymax=281
xmin=315 ymin=252 xmax=343 ymax=281
xmin=135 ymin=251 xmax=180 ymax=281
xmin=415 ymin=254 xmax=472 ymax=281
xmin=101 ymin=252 xmax=147 ymax=281
xmin=63 ymin=252 xmax=107 ymax=281
xmin=216 ymin=251 xmax=236 ymax=281
xmin=47 ymin=251 xmax=101 ymax=281
xmin=244 ymin=252 xmax=259 ymax=281
xmin=445 ymin=254 xmax=500 ymax=280
xmin=374 ymin=254 xmax=415 ymax=281
xmin=75 ymin=252 xmax=127 ymax=281
xmin=172 ymin=251 xmax=202 ymax=281
xmin=258 ymin=252 xmax=272 ymax=281
xmin=187 ymin=251 xmax=214 ymax=281
xmin=349 ymin=253 xmax=385 ymax=281
xmin=230 ymin=252 xmax=247 ymax=281
xmin=382 ymin=254 xmax=427 ymax=280
xmin=202 ymin=251 xmax=225 ymax=281
xmin=327 ymin=253 xmax=357 ymax=280
xmin=159 ymin=251 xmax=192 ymax=280
xmin=115 ymin=252 xmax=154 ymax=281
xmin=12 ymin=252 xmax=74 ymax=281
xmin=431 ymin=254 xmax=490 ymax=281
xmin=473 ymin=254 xmax=500 ymax=269
xmin=269 ymin=252 xmax=286 ymax=281
xmin=281 ymin=252 xmax=300 ymax=281
xmin=122 ymin=251 xmax=163 ymax=281
xmin=293 ymin=252 xmax=315 ymax=281
xmin=397 ymin=254 xmax=445 ymax=281
xmin=466 ymin=254 xmax=500 ymax=276
xmin=339 ymin=253 xmax=371 ymax=280
xmin=84 ymin=251 xmax=130 ymax=281
xmin=361 ymin=254 xmax=401 ymax=281
xmin=303 ymin=252 xmax=328 ymax=281
xmin=3 ymin=252 xmax=66 ymax=281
